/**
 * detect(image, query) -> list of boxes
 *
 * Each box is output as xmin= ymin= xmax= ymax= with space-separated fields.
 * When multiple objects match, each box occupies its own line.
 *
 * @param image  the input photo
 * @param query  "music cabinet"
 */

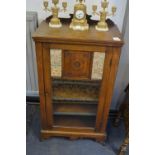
xmin=32 ymin=18 xmax=123 ymax=142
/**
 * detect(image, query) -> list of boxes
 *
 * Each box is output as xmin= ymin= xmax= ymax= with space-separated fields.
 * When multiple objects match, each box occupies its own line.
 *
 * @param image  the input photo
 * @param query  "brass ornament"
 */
xmin=62 ymin=1 xmax=67 ymax=12
xmin=43 ymin=0 xmax=117 ymax=32
xmin=70 ymin=0 xmax=89 ymax=31
xmin=92 ymin=0 xmax=117 ymax=31
xmin=43 ymin=0 xmax=69 ymax=28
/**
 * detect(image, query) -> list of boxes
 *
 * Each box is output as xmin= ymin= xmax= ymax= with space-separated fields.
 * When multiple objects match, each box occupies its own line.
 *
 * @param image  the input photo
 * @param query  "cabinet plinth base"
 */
xmin=40 ymin=129 xmax=106 ymax=142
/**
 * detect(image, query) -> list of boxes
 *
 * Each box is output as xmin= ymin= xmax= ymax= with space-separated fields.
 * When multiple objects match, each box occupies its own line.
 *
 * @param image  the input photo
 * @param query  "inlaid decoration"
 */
xmin=50 ymin=50 xmax=105 ymax=80
xmin=91 ymin=52 xmax=105 ymax=80
xmin=50 ymin=49 xmax=62 ymax=77
xmin=62 ymin=51 xmax=92 ymax=79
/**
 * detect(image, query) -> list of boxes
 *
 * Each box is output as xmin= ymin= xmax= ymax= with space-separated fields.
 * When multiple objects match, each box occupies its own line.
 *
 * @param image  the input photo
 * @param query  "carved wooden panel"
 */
xmin=62 ymin=51 xmax=93 ymax=80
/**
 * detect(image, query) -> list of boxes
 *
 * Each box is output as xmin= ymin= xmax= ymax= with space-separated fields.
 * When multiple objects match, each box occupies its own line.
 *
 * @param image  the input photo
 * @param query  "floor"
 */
xmin=26 ymin=105 xmax=129 ymax=155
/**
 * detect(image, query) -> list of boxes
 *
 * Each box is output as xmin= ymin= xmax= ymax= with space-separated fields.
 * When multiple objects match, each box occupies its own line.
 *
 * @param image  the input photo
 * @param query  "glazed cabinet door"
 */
xmin=41 ymin=43 xmax=106 ymax=130
xmin=38 ymin=43 xmax=120 ymax=133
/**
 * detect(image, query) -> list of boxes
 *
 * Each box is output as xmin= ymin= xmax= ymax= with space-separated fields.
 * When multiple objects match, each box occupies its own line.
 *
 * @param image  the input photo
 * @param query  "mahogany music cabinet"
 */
xmin=32 ymin=18 xmax=123 ymax=142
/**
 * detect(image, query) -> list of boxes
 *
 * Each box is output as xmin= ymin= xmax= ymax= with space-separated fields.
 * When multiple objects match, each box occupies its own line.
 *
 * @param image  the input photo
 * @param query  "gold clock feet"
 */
xmin=69 ymin=17 xmax=89 ymax=31
xmin=70 ymin=23 xmax=89 ymax=31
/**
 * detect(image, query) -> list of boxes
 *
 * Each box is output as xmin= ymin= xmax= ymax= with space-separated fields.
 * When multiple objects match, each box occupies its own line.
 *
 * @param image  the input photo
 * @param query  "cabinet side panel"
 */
xmin=95 ymin=49 xmax=113 ymax=131
xmin=101 ymin=47 xmax=121 ymax=132
xmin=35 ymin=42 xmax=47 ymax=129
xmin=42 ymin=44 xmax=53 ymax=128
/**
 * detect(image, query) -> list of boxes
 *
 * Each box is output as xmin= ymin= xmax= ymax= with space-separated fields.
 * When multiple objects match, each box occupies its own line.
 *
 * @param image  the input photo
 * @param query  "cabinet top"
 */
xmin=32 ymin=18 xmax=124 ymax=47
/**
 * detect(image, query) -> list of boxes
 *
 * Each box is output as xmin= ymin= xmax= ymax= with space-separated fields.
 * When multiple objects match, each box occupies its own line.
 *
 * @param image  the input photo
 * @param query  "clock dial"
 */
xmin=75 ymin=10 xmax=85 ymax=19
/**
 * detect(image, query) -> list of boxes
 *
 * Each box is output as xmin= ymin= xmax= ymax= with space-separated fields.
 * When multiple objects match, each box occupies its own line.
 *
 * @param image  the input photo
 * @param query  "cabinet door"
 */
xmin=42 ymin=44 xmax=105 ymax=129
xmin=58 ymin=54 xmax=105 ymax=129
xmin=41 ymin=43 xmax=120 ymax=133
xmin=41 ymin=44 xmax=106 ymax=130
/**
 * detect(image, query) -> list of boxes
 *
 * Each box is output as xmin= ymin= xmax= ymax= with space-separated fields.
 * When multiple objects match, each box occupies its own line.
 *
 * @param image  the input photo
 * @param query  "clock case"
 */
xmin=69 ymin=1 xmax=89 ymax=31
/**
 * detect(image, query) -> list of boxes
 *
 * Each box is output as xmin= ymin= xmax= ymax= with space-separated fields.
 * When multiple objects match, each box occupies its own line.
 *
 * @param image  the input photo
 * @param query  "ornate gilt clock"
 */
xmin=70 ymin=0 xmax=89 ymax=31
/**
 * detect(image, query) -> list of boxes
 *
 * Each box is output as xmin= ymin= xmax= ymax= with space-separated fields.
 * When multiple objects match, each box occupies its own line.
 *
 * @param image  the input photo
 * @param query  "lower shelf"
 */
xmin=53 ymin=103 xmax=97 ymax=116
xmin=53 ymin=115 xmax=96 ymax=128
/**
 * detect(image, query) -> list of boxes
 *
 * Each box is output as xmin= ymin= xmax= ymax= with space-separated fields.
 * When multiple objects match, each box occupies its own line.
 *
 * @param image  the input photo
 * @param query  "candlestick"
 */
xmin=92 ymin=0 xmax=117 ymax=31
xmin=43 ymin=0 xmax=69 ymax=28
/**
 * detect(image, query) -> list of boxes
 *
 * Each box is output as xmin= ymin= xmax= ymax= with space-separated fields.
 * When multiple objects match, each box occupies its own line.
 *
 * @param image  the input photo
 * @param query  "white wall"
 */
xmin=111 ymin=2 xmax=129 ymax=109
xmin=26 ymin=0 xmax=127 ymax=31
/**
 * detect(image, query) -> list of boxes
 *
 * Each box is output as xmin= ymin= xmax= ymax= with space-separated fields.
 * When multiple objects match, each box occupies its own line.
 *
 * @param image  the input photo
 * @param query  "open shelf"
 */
xmin=52 ymin=79 xmax=98 ymax=129
xmin=53 ymin=81 xmax=99 ymax=101
xmin=53 ymin=115 xmax=96 ymax=128
xmin=53 ymin=100 xmax=98 ymax=105
xmin=53 ymin=103 xmax=97 ymax=116
xmin=53 ymin=78 xmax=101 ymax=86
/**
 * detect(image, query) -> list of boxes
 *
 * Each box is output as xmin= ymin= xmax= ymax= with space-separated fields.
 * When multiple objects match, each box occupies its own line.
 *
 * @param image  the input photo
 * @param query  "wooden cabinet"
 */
xmin=32 ymin=18 xmax=123 ymax=142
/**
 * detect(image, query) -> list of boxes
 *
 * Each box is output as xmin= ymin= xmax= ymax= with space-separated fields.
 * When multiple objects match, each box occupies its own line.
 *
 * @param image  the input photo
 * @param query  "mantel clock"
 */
xmin=70 ymin=0 xmax=89 ymax=31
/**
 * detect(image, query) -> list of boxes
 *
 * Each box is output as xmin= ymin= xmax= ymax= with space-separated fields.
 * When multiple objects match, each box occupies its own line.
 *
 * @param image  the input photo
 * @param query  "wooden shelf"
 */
xmin=53 ymin=97 xmax=98 ymax=102
xmin=53 ymin=78 xmax=101 ymax=86
xmin=52 ymin=79 xmax=98 ymax=128
xmin=53 ymin=115 xmax=96 ymax=128
xmin=53 ymin=103 xmax=97 ymax=116
xmin=53 ymin=82 xmax=99 ymax=101
xmin=53 ymin=100 xmax=98 ymax=105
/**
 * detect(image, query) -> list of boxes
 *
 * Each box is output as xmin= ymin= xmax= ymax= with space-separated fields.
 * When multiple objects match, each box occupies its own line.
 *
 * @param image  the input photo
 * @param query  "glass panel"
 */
xmin=91 ymin=52 xmax=105 ymax=80
xmin=50 ymin=49 xmax=62 ymax=77
xmin=49 ymin=50 xmax=106 ymax=129
xmin=52 ymin=79 xmax=100 ymax=101
xmin=52 ymin=79 xmax=100 ymax=128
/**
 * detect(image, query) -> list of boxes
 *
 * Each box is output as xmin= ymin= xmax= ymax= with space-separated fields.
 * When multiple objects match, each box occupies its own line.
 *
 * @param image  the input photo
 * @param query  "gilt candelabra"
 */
xmin=92 ymin=0 xmax=117 ymax=31
xmin=43 ymin=0 xmax=68 ymax=28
